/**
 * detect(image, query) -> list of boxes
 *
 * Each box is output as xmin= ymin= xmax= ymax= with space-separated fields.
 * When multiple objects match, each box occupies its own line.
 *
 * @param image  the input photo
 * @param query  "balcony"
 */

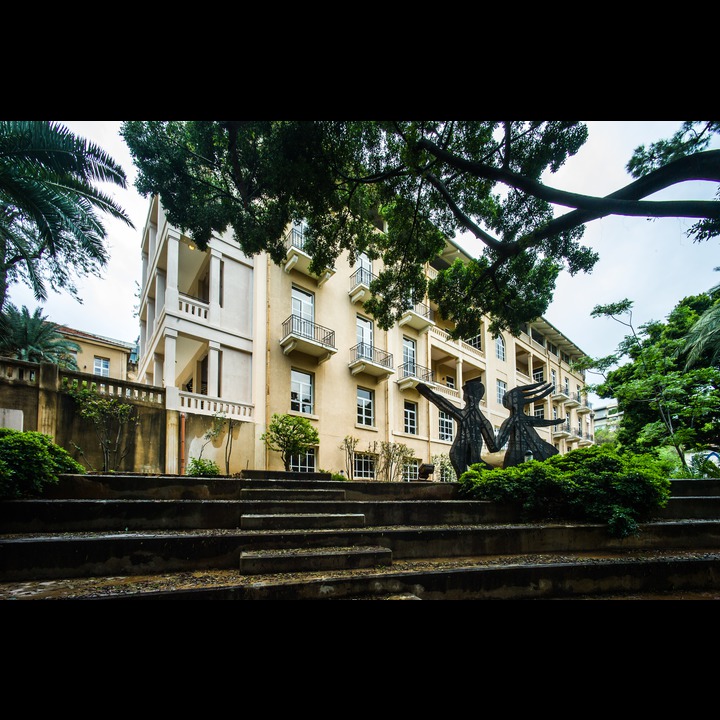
xmin=551 ymin=384 xmax=570 ymax=402
xmin=577 ymin=431 xmax=594 ymax=446
xmin=576 ymin=397 xmax=593 ymax=414
xmin=280 ymin=315 xmax=337 ymax=363
xmin=348 ymin=343 xmax=394 ymax=379
xmin=348 ymin=267 xmax=375 ymax=305
xmin=397 ymin=361 xmax=434 ymax=391
xmin=283 ymin=227 xmax=335 ymax=286
xmin=564 ymin=391 xmax=580 ymax=409
xmin=399 ymin=301 xmax=435 ymax=334
xmin=552 ymin=421 xmax=572 ymax=438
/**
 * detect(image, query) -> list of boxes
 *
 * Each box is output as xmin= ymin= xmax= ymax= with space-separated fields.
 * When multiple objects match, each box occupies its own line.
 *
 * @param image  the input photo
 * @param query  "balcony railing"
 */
xmin=282 ymin=315 xmax=336 ymax=348
xmin=351 ymin=343 xmax=393 ymax=368
xmin=285 ymin=226 xmax=306 ymax=251
xmin=398 ymin=362 xmax=434 ymax=382
xmin=404 ymin=301 xmax=433 ymax=321
xmin=350 ymin=267 xmax=376 ymax=290
xmin=178 ymin=293 xmax=209 ymax=321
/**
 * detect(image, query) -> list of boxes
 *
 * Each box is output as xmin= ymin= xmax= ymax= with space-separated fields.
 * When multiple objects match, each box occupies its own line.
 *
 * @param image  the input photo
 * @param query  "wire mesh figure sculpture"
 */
xmin=417 ymin=378 xmax=498 ymax=479
xmin=495 ymin=381 xmax=566 ymax=467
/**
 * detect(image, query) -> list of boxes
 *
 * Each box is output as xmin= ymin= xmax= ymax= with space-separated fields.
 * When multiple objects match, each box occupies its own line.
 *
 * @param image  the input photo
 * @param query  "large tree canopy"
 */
xmin=0 ymin=121 xmax=134 ymax=310
xmin=121 ymin=120 xmax=720 ymax=337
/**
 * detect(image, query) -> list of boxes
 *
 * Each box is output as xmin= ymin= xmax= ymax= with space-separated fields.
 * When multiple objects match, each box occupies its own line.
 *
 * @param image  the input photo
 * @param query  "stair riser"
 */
xmin=4 ymin=522 xmax=720 ymax=582
xmin=239 ymin=549 xmax=392 ymax=574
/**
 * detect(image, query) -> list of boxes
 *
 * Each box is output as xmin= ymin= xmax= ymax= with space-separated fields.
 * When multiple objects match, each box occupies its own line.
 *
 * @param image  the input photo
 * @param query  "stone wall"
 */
xmin=0 ymin=359 xmax=166 ymax=473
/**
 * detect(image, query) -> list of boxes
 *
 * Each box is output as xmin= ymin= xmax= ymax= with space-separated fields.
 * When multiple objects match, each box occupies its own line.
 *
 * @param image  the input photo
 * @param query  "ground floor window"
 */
xmin=289 ymin=448 xmax=316 ymax=472
xmin=354 ymin=452 xmax=376 ymax=479
xmin=402 ymin=460 xmax=419 ymax=482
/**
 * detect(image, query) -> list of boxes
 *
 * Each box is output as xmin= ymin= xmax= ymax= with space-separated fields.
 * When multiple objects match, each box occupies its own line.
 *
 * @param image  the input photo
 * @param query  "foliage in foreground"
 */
xmin=458 ymin=445 xmax=672 ymax=537
xmin=0 ymin=428 xmax=85 ymax=497
xmin=187 ymin=457 xmax=221 ymax=477
xmin=261 ymin=413 xmax=319 ymax=470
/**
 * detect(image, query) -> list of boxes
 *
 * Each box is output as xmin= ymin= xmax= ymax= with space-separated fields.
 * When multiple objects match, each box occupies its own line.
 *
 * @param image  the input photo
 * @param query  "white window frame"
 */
xmin=404 ymin=400 xmax=418 ymax=435
xmin=289 ymin=447 xmax=316 ymax=473
xmin=439 ymin=410 xmax=454 ymax=441
xmin=496 ymin=379 xmax=507 ymax=405
xmin=357 ymin=387 xmax=374 ymax=426
xmin=403 ymin=460 xmax=419 ymax=482
xmin=291 ymin=369 xmax=313 ymax=414
xmin=94 ymin=356 xmax=110 ymax=377
xmin=354 ymin=452 xmax=376 ymax=479
xmin=495 ymin=336 xmax=506 ymax=361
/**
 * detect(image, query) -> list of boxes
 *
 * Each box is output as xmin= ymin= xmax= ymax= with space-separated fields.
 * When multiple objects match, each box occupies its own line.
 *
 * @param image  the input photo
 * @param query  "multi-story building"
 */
xmin=57 ymin=325 xmax=137 ymax=381
xmin=136 ymin=196 xmax=594 ymax=478
xmin=593 ymin=401 xmax=622 ymax=434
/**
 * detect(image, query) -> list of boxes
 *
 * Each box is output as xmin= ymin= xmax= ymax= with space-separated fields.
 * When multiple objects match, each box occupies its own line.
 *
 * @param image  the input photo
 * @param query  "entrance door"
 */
xmin=292 ymin=286 xmax=314 ymax=338
xmin=357 ymin=316 xmax=374 ymax=360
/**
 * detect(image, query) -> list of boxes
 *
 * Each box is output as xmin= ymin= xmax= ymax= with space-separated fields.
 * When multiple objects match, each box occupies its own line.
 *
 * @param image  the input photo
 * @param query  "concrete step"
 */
xmin=239 ymin=545 xmax=392 ymax=574
xmin=239 ymin=488 xmax=347 ymax=500
xmin=240 ymin=513 xmax=366 ymax=530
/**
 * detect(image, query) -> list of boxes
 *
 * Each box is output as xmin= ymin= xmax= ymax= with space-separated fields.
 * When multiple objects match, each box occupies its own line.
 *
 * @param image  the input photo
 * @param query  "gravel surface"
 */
xmin=4 ymin=549 xmax=720 ymax=600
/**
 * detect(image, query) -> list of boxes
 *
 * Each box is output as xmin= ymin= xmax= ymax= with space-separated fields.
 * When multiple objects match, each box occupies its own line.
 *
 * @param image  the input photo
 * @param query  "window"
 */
xmin=496 ymin=379 xmax=507 ymax=405
xmin=357 ymin=252 xmax=372 ymax=286
xmin=495 ymin=336 xmax=506 ymax=361
xmin=403 ymin=336 xmax=417 ymax=375
xmin=291 ymin=286 xmax=314 ymax=337
xmin=495 ymin=426 xmax=508 ymax=450
xmin=439 ymin=464 xmax=455 ymax=483
xmin=403 ymin=460 xmax=419 ymax=482
xmin=551 ymin=369 xmax=557 ymax=390
xmin=439 ymin=410 xmax=454 ymax=441
xmin=289 ymin=448 xmax=316 ymax=472
xmin=291 ymin=369 xmax=313 ymax=413
xmin=533 ymin=369 xmax=544 ymax=383
xmin=564 ymin=377 xmax=570 ymax=395
xmin=445 ymin=375 xmax=455 ymax=389
xmin=547 ymin=341 xmax=558 ymax=356
xmin=357 ymin=387 xmax=374 ymax=426
xmin=404 ymin=400 xmax=418 ymax=434
xmin=356 ymin=315 xmax=373 ymax=359
xmin=534 ymin=406 xmax=545 ymax=419
xmin=94 ymin=356 xmax=110 ymax=377
xmin=465 ymin=334 xmax=482 ymax=351
xmin=354 ymin=453 xmax=376 ymax=479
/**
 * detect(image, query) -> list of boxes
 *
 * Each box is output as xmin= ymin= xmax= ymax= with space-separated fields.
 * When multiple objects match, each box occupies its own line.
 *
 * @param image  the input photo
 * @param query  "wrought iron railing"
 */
xmin=553 ymin=421 xmax=571 ymax=434
xmin=398 ymin=361 xmax=434 ymax=382
xmin=350 ymin=267 xmax=376 ymax=289
xmin=282 ymin=315 xmax=336 ymax=348
xmin=350 ymin=343 xmax=393 ymax=368
xmin=285 ymin=226 xmax=306 ymax=251
xmin=403 ymin=301 xmax=434 ymax=321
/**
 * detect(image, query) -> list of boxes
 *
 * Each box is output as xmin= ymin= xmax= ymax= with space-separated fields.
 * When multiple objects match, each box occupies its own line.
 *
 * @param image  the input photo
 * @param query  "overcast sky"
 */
xmin=7 ymin=120 xmax=719 ymax=401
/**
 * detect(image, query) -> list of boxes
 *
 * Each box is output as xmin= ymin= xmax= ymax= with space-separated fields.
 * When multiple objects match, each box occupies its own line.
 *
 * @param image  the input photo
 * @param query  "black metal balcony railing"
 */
xmin=350 ymin=266 xmax=376 ymax=290
xmin=282 ymin=315 xmax=336 ymax=348
xmin=285 ymin=226 xmax=306 ymax=251
xmin=553 ymin=421 xmax=571 ymax=434
xmin=398 ymin=361 xmax=434 ymax=382
xmin=351 ymin=343 xmax=393 ymax=368
xmin=403 ymin=301 xmax=434 ymax=321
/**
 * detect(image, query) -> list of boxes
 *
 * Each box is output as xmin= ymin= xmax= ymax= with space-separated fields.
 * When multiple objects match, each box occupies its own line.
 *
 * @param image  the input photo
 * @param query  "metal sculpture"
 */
xmin=495 ymin=381 xmax=566 ymax=467
xmin=418 ymin=378 xmax=566 ymax=477
xmin=417 ymin=378 xmax=497 ymax=479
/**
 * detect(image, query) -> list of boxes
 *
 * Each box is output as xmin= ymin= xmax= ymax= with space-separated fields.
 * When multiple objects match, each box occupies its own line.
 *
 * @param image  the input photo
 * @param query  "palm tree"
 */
xmin=0 ymin=304 xmax=80 ymax=367
xmin=0 ymin=120 xmax=134 ymax=310
xmin=684 ymin=272 xmax=720 ymax=369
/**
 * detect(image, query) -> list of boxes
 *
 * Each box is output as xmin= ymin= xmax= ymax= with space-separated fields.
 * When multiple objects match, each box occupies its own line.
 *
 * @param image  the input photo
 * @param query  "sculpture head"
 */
xmin=463 ymin=377 xmax=486 ymax=401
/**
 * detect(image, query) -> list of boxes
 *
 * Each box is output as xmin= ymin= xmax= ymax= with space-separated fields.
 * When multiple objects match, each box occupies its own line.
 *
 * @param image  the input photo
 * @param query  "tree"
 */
xmin=121 ymin=120 xmax=720 ymax=336
xmin=0 ymin=120 xmax=134 ymax=310
xmin=261 ymin=413 xmax=319 ymax=470
xmin=0 ymin=303 xmax=80 ymax=367
xmin=682 ymin=271 xmax=720 ymax=369
xmin=577 ymin=295 xmax=720 ymax=472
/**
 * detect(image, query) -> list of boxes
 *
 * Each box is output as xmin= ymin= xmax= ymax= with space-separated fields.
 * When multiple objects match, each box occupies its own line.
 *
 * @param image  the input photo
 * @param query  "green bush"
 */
xmin=187 ymin=457 xmax=221 ymax=477
xmin=459 ymin=445 xmax=671 ymax=537
xmin=320 ymin=469 xmax=348 ymax=481
xmin=0 ymin=428 xmax=85 ymax=498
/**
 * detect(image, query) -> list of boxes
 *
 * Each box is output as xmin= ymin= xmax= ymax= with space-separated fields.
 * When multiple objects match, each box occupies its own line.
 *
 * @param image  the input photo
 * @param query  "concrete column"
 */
xmin=153 ymin=353 xmax=163 ymax=388
xmin=36 ymin=362 xmax=59 ymax=436
xmin=156 ymin=270 xmax=166 ymax=318
xmin=165 ymin=407 xmax=179 ymax=474
xmin=209 ymin=249 xmax=221 ymax=320
xmin=163 ymin=329 xmax=178 ymax=388
xmin=165 ymin=234 xmax=179 ymax=310
xmin=208 ymin=341 xmax=220 ymax=398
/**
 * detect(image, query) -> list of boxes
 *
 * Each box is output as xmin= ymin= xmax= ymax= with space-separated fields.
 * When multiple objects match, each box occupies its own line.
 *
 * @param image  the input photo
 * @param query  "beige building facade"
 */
xmin=137 ymin=197 xmax=594 ymax=478
xmin=57 ymin=326 xmax=136 ymax=382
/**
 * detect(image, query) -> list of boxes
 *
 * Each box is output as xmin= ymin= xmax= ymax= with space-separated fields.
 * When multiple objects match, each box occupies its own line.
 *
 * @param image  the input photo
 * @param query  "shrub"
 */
xmin=459 ymin=445 xmax=671 ymax=538
xmin=0 ymin=428 xmax=85 ymax=498
xmin=187 ymin=457 xmax=221 ymax=477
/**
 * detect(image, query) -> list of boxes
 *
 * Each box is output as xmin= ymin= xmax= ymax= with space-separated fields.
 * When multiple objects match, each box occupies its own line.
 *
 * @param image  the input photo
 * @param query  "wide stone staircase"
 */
xmin=2 ymin=470 xmax=720 ymax=600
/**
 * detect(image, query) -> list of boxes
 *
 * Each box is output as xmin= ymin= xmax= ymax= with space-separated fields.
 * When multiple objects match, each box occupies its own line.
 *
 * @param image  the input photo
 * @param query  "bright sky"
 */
xmin=7 ymin=121 xmax=719 ymax=400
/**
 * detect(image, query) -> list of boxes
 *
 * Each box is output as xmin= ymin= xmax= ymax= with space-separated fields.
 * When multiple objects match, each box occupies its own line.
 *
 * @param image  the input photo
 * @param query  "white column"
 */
xmin=163 ymin=329 xmax=178 ymax=389
xmin=165 ymin=233 xmax=179 ymax=310
xmin=156 ymin=270 xmax=166 ymax=318
xmin=208 ymin=340 xmax=220 ymax=398
xmin=209 ymin=249 xmax=221 ymax=320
